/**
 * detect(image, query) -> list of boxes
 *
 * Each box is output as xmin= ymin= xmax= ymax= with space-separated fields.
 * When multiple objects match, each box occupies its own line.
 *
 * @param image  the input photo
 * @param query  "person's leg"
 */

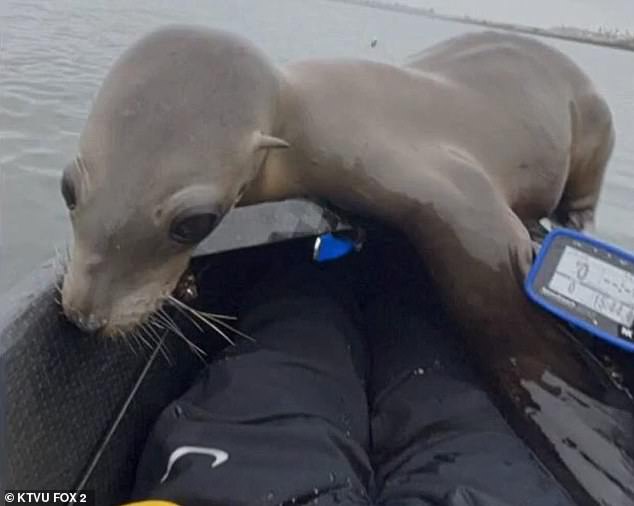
xmin=131 ymin=263 xmax=373 ymax=506
xmin=364 ymin=243 xmax=575 ymax=506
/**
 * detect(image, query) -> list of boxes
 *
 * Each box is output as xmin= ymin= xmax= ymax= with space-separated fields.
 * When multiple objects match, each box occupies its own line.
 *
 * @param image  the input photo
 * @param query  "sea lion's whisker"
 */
xmin=149 ymin=319 xmax=169 ymax=335
xmin=153 ymin=311 xmax=186 ymax=340
xmin=170 ymin=293 xmax=237 ymax=321
xmin=155 ymin=309 xmax=177 ymax=332
xmin=168 ymin=296 xmax=236 ymax=346
xmin=167 ymin=296 xmax=210 ymax=325
xmin=156 ymin=308 xmax=194 ymax=341
xmin=182 ymin=338 xmax=206 ymax=362
xmin=157 ymin=307 xmax=182 ymax=331
xmin=203 ymin=319 xmax=236 ymax=347
xmin=164 ymin=298 xmax=204 ymax=332
xmin=139 ymin=322 xmax=159 ymax=347
xmin=202 ymin=313 xmax=256 ymax=343
xmin=167 ymin=296 xmax=233 ymax=332
xmin=133 ymin=328 xmax=153 ymax=353
xmin=153 ymin=311 xmax=207 ymax=360
xmin=203 ymin=312 xmax=238 ymax=321
xmin=166 ymin=295 xmax=200 ymax=315
xmin=130 ymin=331 xmax=141 ymax=352
xmin=142 ymin=320 xmax=173 ymax=365
xmin=174 ymin=308 xmax=235 ymax=348
xmin=53 ymin=243 xmax=71 ymax=276
xmin=122 ymin=332 xmax=139 ymax=356
xmin=171 ymin=299 xmax=248 ymax=344
xmin=148 ymin=320 xmax=175 ymax=365
xmin=132 ymin=332 xmax=147 ymax=354
xmin=170 ymin=329 xmax=207 ymax=361
xmin=126 ymin=331 xmax=143 ymax=355
xmin=53 ymin=245 xmax=64 ymax=267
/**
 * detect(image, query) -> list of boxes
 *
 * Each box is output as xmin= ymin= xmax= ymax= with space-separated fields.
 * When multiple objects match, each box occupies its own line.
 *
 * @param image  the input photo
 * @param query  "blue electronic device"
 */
xmin=524 ymin=227 xmax=634 ymax=353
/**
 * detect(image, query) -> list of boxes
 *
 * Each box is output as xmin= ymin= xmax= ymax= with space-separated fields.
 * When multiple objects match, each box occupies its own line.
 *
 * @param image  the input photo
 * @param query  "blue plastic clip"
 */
xmin=313 ymin=233 xmax=357 ymax=262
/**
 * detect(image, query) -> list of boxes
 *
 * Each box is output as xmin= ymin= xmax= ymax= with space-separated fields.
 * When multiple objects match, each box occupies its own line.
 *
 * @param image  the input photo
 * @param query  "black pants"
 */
xmin=131 ymin=261 xmax=573 ymax=506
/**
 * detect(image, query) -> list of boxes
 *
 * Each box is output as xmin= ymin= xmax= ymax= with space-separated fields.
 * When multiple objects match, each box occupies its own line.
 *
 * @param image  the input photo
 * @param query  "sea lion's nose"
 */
xmin=64 ymin=307 xmax=106 ymax=334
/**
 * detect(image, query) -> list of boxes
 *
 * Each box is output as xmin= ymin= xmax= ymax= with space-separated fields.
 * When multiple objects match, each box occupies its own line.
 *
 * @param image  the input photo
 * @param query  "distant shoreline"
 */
xmin=327 ymin=0 xmax=634 ymax=52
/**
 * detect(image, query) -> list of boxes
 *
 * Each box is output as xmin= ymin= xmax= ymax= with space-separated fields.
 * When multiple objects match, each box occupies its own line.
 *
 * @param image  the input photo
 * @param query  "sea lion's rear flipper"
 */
xmin=552 ymin=94 xmax=615 ymax=233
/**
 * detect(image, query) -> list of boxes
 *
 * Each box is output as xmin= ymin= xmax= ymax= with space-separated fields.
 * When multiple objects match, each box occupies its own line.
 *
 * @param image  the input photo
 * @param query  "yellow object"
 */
xmin=120 ymin=502 xmax=180 ymax=506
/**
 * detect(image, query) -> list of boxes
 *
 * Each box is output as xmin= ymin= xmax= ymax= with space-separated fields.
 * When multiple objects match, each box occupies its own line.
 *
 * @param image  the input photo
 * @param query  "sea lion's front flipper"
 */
xmin=400 ymin=162 xmax=634 ymax=506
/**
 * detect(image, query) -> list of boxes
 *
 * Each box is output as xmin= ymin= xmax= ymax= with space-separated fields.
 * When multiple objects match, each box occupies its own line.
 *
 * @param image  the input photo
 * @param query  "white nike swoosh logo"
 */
xmin=160 ymin=446 xmax=229 ymax=483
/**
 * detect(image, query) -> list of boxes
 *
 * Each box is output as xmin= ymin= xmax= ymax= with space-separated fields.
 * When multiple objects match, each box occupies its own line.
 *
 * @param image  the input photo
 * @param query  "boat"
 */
xmin=0 ymin=199 xmax=632 ymax=506
xmin=0 ymin=199 xmax=352 ymax=505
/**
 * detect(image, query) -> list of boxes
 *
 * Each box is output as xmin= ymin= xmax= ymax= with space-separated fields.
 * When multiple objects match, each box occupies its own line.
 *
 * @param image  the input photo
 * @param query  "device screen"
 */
xmin=548 ymin=245 xmax=634 ymax=327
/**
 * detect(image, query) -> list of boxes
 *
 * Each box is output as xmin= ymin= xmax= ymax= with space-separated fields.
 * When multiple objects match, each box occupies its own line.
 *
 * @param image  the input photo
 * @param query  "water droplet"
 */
xmin=313 ymin=499 xmax=319 ymax=505
xmin=266 ymin=491 xmax=275 ymax=502
xmin=609 ymin=369 xmax=624 ymax=383
xmin=329 ymin=472 xmax=336 ymax=483
xmin=313 ymin=488 xmax=319 ymax=495
xmin=346 ymin=477 xmax=353 ymax=488
xmin=413 ymin=367 xmax=425 ymax=376
xmin=509 ymin=357 xmax=518 ymax=367
xmin=562 ymin=437 xmax=577 ymax=449
xmin=173 ymin=404 xmax=183 ymax=417
xmin=345 ymin=430 xmax=351 ymax=438
xmin=291 ymin=498 xmax=296 ymax=504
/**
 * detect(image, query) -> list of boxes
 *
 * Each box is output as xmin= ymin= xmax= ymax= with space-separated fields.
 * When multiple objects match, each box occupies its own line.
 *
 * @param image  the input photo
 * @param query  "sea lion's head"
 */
xmin=60 ymin=26 xmax=288 ymax=336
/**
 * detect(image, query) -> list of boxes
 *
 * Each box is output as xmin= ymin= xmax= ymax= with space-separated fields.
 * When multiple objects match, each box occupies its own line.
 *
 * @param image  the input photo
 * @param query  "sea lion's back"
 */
xmin=406 ymin=31 xmax=595 ymax=98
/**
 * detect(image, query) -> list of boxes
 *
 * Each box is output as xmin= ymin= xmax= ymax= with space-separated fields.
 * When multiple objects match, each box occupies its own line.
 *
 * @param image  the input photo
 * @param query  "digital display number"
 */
xmin=548 ymin=245 xmax=634 ymax=327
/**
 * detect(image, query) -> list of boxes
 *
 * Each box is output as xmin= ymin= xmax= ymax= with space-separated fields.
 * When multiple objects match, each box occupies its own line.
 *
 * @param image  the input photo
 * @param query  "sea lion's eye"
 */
xmin=170 ymin=212 xmax=218 ymax=244
xmin=61 ymin=171 xmax=77 ymax=211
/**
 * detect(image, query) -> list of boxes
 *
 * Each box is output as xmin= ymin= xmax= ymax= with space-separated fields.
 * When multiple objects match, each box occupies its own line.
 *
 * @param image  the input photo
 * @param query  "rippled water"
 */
xmin=1 ymin=0 xmax=633 ymax=292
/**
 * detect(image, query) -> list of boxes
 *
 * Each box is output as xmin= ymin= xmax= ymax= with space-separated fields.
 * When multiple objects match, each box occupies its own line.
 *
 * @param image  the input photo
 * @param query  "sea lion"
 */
xmin=60 ymin=26 xmax=633 ymax=504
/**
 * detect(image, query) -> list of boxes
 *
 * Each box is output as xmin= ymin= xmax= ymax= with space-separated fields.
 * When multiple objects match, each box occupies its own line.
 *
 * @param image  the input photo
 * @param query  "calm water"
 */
xmin=1 ymin=0 xmax=633 ymax=292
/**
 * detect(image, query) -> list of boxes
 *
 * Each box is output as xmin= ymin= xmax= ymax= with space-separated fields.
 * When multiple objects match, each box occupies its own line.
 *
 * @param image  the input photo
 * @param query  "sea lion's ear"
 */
xmin=253 ymin=132 xmax=290 ymax=151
